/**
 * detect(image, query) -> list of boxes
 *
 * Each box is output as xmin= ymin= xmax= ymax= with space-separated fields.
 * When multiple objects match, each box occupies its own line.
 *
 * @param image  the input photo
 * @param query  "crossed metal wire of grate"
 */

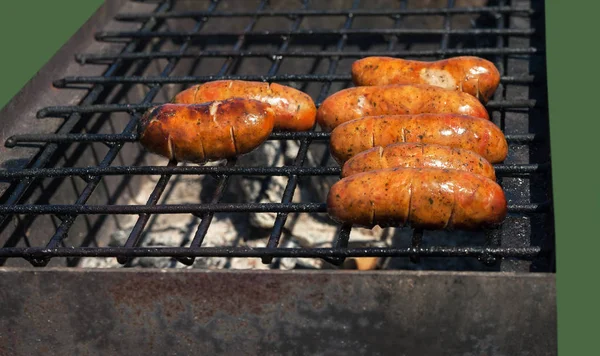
xmin=0 ymin=0 xmax=554 ymax=272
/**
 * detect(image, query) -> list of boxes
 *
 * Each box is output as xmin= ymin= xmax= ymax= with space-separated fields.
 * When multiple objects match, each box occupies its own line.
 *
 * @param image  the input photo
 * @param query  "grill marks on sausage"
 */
xmin=138 ymin=99 xmax=275 ymax=163
xmin=327 ymin=168 xmax=507 ymax=230
xmin=330 ymin=114 xmax=507 ymax=164
xmin=230 ymin=126 xmax=238 ymax=155
xmin=172 ymin=80 xmax=316 ymax=132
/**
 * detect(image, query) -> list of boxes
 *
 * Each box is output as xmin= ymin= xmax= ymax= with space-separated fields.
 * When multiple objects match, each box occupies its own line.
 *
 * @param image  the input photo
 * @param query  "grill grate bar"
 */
xmin=0 ymin=1 xmax=172 ymax=235
xmin=262 ymin=0 xmax=362 ymax=265
xmin=176 ymin=0 xmax=274 ymax=267
xmin=0 ymin=163 xmax=549 ymax=180
xmin=35 ymin=99 xmax=543 ymax=118
xmin=75 ymin=48 xmax=541 ymax=64
xmin=95 ymin=28 xmax=535 ymax=41
xmin=483 ymin=0 xmax=509 ymax=267
xmin=54 ymin=74 xmax=540 ymax=86
xmin=5 ymin=132 xmax=543 ymax=145
xmin=0 ymin=246 xmax=543 ymax=260
xmin=0 ymin=202 xmax=547 ymax=215
xmin=114 ymin=6 xmax=535 ymax=20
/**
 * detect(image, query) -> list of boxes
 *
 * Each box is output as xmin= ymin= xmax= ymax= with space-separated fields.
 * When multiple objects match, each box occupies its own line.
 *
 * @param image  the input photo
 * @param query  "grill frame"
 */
xmin=0 ymin=0 xmax=555 ymax=272
xmin=0 ymin=1 xmax=557 ymax=354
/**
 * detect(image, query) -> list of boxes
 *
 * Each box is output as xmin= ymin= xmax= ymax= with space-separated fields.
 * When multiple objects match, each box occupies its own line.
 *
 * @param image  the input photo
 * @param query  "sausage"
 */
xmin=327 ymin=167 xmax=507 ymax=230
xmin=351 ymin=56 xmax=500 ymax=103
xmin=171 ymin=80 xmax=317 ymax=132
xmin=329 ymin=114 xmax=507 ymax=164
xmin=138 ymin=98 xmax=275 ymax=163
xmin=342 ymin=142 xmax=496 ymax=180
xmin=316 ymin=84 xmax=489 ymax=132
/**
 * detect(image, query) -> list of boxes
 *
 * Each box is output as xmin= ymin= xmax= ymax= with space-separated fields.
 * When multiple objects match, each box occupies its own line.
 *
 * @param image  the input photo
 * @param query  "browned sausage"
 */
xmin=171 ymin=80 xmax=316 ymax=132
xmin=327 ymin=167 xmax=507 ymax=230
xmin=138 ymin=99 xmax=275 ymax=163
xmin=342 ymin=143 xmax=496 ymax=180
xmin=316 ymin=84 xmax=489 ymax=132
xmin=329 ymin=114 xmax=507 ymax=164
xmin=352 ymin=56 xmax=500 ymax=103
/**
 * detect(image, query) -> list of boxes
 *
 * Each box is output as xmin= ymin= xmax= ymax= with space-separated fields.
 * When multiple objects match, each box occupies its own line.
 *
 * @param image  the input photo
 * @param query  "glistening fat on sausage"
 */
xmin=329 ymin=114 xmax=508 ymax=164
xmin=341 ymin=142 xmax=496 ymax=180
xmin=351 ymin=56 xmax=501 ymax=103
xmin=316 ymin=84 xmax=489 ymax=132
xmin=327 ymin=167 xmax=507 ymax=230
xmin=171 ymin=80 xmax=317 ymax=132
xmin=138 ymin=98 xmax=275 ymax=163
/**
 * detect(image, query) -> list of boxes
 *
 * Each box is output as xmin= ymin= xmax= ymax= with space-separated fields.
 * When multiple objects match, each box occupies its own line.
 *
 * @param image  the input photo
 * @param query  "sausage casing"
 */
xmin=138 ymin=99 xmax=275 ymax=163
xmin=351 ymin=56 xmax=500 ymax=103
xmin=329 ymin=114 xmax=507 ymax=164
xmin=316 ymin=84 xmax=489 ymax=132
xmin=342 ymin=142 xmax=496 ymax=180
xmin=171 ymin=80 xmax=317 ymax=132
xmin=327 ymin=167 xmax=507 ymax=230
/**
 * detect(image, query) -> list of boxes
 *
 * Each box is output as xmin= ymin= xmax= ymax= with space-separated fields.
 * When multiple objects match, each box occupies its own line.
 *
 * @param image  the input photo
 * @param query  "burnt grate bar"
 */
xmin=0 ymin=0 xmax=554 ymax=272
xmin=114 ymin=6 xmax=536 ymax=20
xmin=75 ymin=48 xmax=541 ymax=64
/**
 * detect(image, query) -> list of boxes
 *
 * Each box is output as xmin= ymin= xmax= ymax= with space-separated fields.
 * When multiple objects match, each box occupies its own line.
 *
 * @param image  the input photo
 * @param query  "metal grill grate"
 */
xmin=0 ymin=0 xmax=553 ymax=272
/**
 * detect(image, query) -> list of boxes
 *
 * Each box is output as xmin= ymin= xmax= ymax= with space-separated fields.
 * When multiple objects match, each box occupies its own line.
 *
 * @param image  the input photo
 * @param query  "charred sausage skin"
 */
xmin=171 ymin=80 xmax=317 ymax=132
xmin=342 ymin=142 xmax=496 ymax=180
xmin=327 ymin=167 xmax=507 ymax=230
xmin=316 ymin=84 xmax=489 ymax=132
xmin=329 ymin=114 xmax=507 ymax=164
xmin=352 ymin=56 xmax=500 ymax=103
xmin=138 ymin=99 xmax=275 ymax=163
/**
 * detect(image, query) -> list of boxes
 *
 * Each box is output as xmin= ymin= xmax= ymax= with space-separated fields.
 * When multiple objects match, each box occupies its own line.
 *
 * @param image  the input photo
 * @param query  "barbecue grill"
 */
xmin=0 ymin=0 xmax=556 ymax=355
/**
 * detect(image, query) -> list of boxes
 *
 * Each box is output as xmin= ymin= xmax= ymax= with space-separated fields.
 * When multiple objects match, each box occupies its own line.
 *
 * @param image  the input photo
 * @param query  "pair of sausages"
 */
xmin=139 ymin=80 xmax=317 ymax=163
xmin=330 ymin=142 xmax=506 ymax=229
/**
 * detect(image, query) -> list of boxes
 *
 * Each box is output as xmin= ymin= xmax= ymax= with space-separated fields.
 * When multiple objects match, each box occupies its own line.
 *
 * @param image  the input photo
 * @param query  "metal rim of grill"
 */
xmin=0 ymin=0 xmax=555 ymax=272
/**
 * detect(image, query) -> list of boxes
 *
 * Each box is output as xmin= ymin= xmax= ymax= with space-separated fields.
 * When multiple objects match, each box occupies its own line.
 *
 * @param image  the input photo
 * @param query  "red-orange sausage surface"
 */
xmin=171 ymin=80 xmax=316 ymax=132
xmin=327 ymin=167 xmax=507 ymax=230
xmin=138 ymin=99 xmax=275 ymax=163
xmin=329 ymin=114 xmax=507 ymax=164
xmin=352 ymin=56 xmax=500 ymax=103
xmin=342 ymin=142 xmax=496 ymax=180
xmin=316 ymin=84 xmax=489 ymax=132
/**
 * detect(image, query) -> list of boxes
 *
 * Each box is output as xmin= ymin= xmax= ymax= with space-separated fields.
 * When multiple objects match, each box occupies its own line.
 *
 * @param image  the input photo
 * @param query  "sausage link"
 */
xmin=327 ymin=167 xmax=507 ymax=230
xmin=316 ymin=84 xmax=489 ymax=132
xmin=352 ymin=56 xmax=500 ymax=103
xmin=138 ymin=98 xmax=275 ymax=163
xmin=171 ymin=80 xmax=316 ymax=132
xmin=342 ymin=142 xmax=496 ymax=180
xmin=329 ymin=114 xmax=507 ymax=164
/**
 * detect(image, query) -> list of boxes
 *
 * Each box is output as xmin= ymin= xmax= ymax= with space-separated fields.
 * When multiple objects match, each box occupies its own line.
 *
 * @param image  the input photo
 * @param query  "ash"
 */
xmin=80 ymin=140 xmax=494 ymax=271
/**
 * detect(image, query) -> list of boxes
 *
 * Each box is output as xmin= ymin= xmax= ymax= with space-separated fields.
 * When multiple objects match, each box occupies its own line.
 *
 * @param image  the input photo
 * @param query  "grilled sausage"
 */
xmin=351 ymin=56 xmax=500 ymax=103
xmin=316 ymin=84 xmax=489 ymax=132
xmin=138 ymin=99 xmax=275 ymax=163
xmin=342 ymin=143 xmax=496 ymax=180
xmin=171 ymin=80 xmax=317 ymax=132
xmin=327 ymin=167 xmax=507 ymax=230
xmin=329 ymin=114 xmax=507 ymax=164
